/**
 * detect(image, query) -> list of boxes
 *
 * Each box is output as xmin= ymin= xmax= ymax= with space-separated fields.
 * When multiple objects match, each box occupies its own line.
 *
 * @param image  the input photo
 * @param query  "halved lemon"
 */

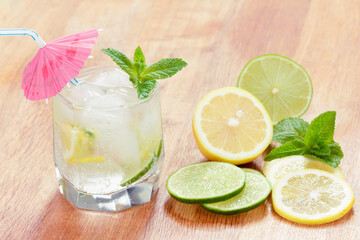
xmin=263 ymin=155 xmax=344 ymax=186
xmin=272 ymin=169 xmax=354 ymax=225
xmin=193 ymin=87 xmax=273 ymax=165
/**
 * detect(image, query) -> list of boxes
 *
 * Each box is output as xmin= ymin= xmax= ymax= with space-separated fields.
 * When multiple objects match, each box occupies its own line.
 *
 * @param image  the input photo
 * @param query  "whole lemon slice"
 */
xmin=193 ymin=87 xmax=273 ymax=165
xmin=272 ymin=169 xmax=354 ymax=225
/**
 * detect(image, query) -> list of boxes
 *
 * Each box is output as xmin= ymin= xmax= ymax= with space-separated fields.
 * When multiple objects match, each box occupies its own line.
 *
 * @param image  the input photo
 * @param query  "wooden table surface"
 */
xmin=1 ymin=0 xmax=359 ymax=239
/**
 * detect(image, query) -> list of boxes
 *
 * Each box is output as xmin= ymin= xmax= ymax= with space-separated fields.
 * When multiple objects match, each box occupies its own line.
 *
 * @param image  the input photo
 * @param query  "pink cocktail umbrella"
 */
xmin=0 ymin=29 xmax=99 ymax=101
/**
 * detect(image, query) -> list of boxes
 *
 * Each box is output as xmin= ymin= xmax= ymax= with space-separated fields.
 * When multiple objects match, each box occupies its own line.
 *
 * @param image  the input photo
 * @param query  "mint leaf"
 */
xmin=142 ymin=58 xmax=187 ymax=81
xmin=328 ymin=142 xmax=344 ymax=157
xmin=134 ymin=46 xmax=146 ymax=64
xmin=273 ymin=117 xmax=309 ymax=144
xmin=102 ymin=48 xmax=137 ymax=84
xmin=134 ymin=62 xmax=146 ymax=79
xmin=264 ymin=140 xmax=307 ymax=161
xmin=321 ymin=142 xmax=343 ymax=167
xmin=305 ymin=142 xmax=343 ymax=167
xmin=304 ymin=111 xmax=336 ymax=145
xmin=133 ymin=47 xmax=147 ymax=78
xmin=307 ymin=141 xmax=331 ymax=156
xmin=83 ymin=129 xmax=95 ymax=138
xmin=136 ymin=80 xmax=157 ymax=99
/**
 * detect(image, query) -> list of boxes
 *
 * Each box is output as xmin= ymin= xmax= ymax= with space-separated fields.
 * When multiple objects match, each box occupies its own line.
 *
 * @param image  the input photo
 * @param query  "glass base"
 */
xmin=55 ymin=167 xmax=160 ymax=212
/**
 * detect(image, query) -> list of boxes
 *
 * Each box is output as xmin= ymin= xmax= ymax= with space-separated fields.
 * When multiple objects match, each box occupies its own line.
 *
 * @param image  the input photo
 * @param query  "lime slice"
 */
xmin=237 ymin=54 xmax=313 ymax=124
xmin=166 ymin=162 xmax=246 ymax=204
xmin=121 ymin=140 xmax=162 ymax=186
xmin=202 ymin=168 xmax=271 ymax=214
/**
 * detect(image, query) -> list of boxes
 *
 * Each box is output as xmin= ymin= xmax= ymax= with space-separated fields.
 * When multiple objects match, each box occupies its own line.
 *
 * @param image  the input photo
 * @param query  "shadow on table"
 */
xmin=163 ymin=196 xmax=270 ymax=227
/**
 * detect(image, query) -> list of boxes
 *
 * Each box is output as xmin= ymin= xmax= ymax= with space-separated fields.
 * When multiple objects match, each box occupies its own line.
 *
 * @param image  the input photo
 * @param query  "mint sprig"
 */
xmin=265 ymin=111 xmax=343 ymax=167
xmin=102 ymin=47 xmax=187 ymax=99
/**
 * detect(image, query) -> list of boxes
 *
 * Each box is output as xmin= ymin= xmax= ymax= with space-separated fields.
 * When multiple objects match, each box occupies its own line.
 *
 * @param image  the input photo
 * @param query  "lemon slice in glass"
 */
xmin=56 ymin=122 xmax=104 ymax=163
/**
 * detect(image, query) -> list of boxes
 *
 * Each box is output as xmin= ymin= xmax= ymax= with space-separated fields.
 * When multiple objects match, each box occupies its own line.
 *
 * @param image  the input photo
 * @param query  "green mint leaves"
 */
xmin=141 ymin=58 xmax=188 ymax=81
xmin=136 ymin=80 xmax=157 ymax=100
xmin=273 ymin=117 xmax=309 ymax=143
xmin=265 ymin=111 xmax=344 ymax=167
xmin=102 ymin=47 xmax=187 ymax=99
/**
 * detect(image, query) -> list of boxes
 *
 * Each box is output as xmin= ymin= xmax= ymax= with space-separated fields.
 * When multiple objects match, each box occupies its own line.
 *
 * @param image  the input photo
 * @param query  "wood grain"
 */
xmin=0 ymin=0 xmax=359 ymax=239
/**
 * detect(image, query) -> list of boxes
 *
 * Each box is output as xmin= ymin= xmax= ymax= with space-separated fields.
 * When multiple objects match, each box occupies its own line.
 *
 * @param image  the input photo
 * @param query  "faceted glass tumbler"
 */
xmin=52 ymin=67 xmax=164 ymax=211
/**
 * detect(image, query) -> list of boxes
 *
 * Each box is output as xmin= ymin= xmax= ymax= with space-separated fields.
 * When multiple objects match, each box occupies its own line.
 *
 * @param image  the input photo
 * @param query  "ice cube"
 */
xmin=84 ymin=94 xmax=128 ymax=109
xmin=106 ymin=87 xmax=139 ymax=102
xmin=98 ymin=126 xmax=141 ymax=168
xmin=87 ymin=69 xmax=133 ymax=89
xmin=79 ymin=102 xmax=141 ymax=171
xmin=60 ymin=84 xmax=105 ymax=106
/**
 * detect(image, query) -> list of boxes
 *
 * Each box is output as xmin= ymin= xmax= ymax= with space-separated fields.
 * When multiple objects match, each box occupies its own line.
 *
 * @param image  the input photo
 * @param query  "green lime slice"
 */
xmin=202 ymin=168 xmax=271 ymax=214
xmin=237 ymin=54 xmax=313 ymax=124
xmin=121 ymin=140 xmax=163 ymax=186
xmin=166 ymin=162 xmax=246 ymax=204
xmin=121 ymin=157 xmax=154 ymax=186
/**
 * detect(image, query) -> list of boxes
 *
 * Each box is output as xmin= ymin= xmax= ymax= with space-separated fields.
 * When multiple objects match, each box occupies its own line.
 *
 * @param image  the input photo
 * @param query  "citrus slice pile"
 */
xmin=166 ymin=162 xmax=271 ymax=214
xmin=167 ymin=53 xmax=354 ymax=224
xmin=193 ymin=87 xmax=273 ymax=165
